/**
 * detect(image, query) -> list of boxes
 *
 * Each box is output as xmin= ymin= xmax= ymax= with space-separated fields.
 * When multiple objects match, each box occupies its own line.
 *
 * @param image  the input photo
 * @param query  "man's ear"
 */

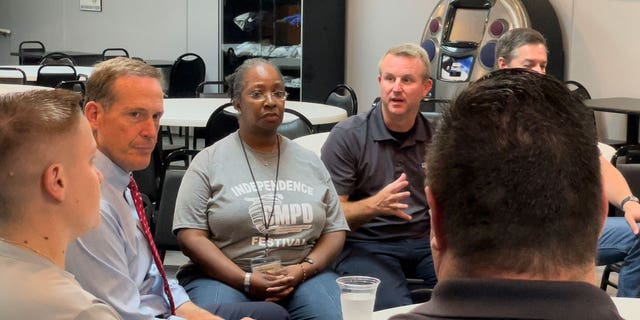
xmin=42 ymin=163 xmax=65 ymax=202
xmin=426 ymin=186 xmax=445 ymax=251
xmin=422 ymin=78 xmax=433 ymax=97
xmin=497 ymin=57 xmax=508 ymax=70
xmin=84 ymin=101 xmax=101 ymax=130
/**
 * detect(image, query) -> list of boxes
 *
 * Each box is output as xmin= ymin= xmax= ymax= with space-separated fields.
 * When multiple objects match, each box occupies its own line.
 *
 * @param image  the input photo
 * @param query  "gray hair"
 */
xmin=495 ymin=28 xmax=547 ymax=65
xmin=225 ymin=58 xmax=284 ymax=102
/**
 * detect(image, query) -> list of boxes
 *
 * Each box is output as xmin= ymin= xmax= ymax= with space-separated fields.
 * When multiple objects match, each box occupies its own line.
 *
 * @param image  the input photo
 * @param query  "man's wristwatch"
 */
xmin=620 ymin=195 xmax=640 ymax=209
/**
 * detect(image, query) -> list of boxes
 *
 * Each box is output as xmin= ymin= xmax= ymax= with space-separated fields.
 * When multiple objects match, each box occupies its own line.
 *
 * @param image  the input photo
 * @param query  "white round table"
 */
xmin=293 ymin=132 xmax=330 ymax=157
xmin=161 ymin=98 xmax=347 ymax=127
xmin=0 ymin=84 xmax=52 ymax=94
xmin=372 ymin=297 xmax=640 ymax=319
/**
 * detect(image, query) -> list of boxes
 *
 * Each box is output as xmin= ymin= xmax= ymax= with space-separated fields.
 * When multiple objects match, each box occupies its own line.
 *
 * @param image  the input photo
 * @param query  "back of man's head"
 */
xmin=426 ymin=69 xmax=602 ymax=278
xmin=0 ymin=90 xmax=83 ymax=222
xmin=85 ymin=57 xmax=162 ymax=109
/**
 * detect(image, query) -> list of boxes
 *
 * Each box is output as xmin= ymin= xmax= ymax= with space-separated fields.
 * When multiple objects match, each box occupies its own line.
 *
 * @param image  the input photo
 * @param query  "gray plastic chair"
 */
xmin=324 ymin=84 xmax=357 ymax=116
xmin=278 ymin=108 xmax=315 ymax=140
xmin=154 ymin=149 xmax=200 ymax=261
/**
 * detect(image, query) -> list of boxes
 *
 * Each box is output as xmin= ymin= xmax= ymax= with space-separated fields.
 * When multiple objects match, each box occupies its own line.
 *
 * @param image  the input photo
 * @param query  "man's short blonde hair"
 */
xmin=0 ymin=89 xmax=83 ymax=221
xmin=378 ymin=43 xmax=432 ymax=81
xmin=85 ymin=57 xmax=162 ymax=109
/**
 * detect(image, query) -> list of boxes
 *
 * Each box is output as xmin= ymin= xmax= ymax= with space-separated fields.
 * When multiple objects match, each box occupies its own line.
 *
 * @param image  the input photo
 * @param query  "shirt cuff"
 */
xmin=168 ymin=278 xmax=191 ymax=309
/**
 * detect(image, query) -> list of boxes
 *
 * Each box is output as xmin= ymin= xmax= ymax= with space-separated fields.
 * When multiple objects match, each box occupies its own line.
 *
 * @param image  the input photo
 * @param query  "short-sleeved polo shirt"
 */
xmin=321 ymin=104 xmax=433 ymax=241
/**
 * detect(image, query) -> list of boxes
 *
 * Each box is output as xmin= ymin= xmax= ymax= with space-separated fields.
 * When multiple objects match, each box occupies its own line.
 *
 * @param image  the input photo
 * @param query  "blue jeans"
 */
xmin=333 ymin=238 xmax=437 ymax=310
xmin=181 ymin=271 xmax=342 ymax=320
xmin=199 ymin=301 xmax=289 ymax=320
xmin=597 ymin=217 xmax=640 ymax=297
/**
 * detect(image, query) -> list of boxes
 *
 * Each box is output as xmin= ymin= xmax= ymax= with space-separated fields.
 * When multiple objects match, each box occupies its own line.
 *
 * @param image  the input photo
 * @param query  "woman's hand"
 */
xmin=249 ymin=270 xmax=296 ymax=302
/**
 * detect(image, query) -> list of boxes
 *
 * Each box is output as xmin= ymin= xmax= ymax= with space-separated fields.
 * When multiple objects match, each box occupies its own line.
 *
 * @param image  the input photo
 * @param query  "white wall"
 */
xmin=0 ymin=0 xmax=219 ymax=81
xmin=0 ymin=1 xmax=11 ymax=59
xmin=345 ymin=0 xmax=438 ymax=110
xmin=568 ymin=1 xmax=640 ymax=141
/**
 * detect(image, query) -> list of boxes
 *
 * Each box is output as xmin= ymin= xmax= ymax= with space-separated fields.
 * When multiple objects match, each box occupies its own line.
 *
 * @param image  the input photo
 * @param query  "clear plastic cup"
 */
xmin=336 ymin=276 xmax=380 ymax=320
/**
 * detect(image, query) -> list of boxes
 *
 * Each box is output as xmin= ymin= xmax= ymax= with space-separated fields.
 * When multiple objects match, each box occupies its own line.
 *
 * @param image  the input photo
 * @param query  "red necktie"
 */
xmin=128 ymin=176 xmax=176 ymax=315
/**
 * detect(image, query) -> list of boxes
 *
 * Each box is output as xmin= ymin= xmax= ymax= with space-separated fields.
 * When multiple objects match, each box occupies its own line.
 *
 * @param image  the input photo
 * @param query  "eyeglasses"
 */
xmin=247 ymin=90 xmax=289 ymax=101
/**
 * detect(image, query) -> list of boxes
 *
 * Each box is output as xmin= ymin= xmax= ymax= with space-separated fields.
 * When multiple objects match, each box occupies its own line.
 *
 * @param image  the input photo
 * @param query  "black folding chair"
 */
xmin=196 ymin=80 xmax=227 ymax=98
xmin=102 ymin=48 xmax=130 ymax=60
xmin=168 ymin=53 xmax=206 ymax=98
xmin=204 ymin=102 xmax=238 ymax=147
xmin=165 ymin=53 xmax=207 ymax=148
xmin=18 ymin=40 xmax=45 ymax=65
xmin=36 ymin=64 xmax=77 ymax=88
xmin=154 ymin=149 xmax=200 ymax=261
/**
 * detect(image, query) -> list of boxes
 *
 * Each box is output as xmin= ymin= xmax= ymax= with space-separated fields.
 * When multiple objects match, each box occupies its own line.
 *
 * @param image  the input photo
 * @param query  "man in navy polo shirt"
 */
xmin=321 ymin=43 xmax=437 ymax=310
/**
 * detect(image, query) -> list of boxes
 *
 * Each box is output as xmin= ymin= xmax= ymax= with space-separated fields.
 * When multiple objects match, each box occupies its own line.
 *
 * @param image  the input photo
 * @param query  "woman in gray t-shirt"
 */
xmin=173 ymin=58 xmax=349 ymax=320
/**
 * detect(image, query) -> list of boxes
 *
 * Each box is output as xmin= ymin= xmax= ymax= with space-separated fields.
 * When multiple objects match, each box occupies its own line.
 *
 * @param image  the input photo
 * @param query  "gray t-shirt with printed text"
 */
xmin=173 ymin=132 xmax=349 ymax=272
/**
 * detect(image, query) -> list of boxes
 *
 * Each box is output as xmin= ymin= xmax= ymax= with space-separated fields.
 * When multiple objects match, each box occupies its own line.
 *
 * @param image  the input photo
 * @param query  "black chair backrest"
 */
xmin=132 ymin=142 xmax=164 ymax=207
xmin=420 ymin=98 xmax=450 ymax=113
xmin=168 ymin=53 xmax=206 ymax=98
xmin=196 ymin=80 xmax=227 ymax=98
xmin=102 ymin=48 xmax=130 ymax=60
xmin=204 ymin=102 xmax=239 ymax=147
xmin=36 ymin=65 xmax=77 ymax=88
xmin=223 ymin=47 xmax=251 ymax=78
xmin=154 ymin=169 xmax=186 ymax=258
xmin=39 ymin=52 xmax=76 ymax=66
xmin=154 ymin=149 xmax=201 ymax=259
xmin=0 ymin=67 xmax=27 ymax=84
xmin=18 ymin=41 xmax=45 ymax=65
xmin=324 ymin=84 xmax=357 ymax=116
xmin=565 ymin=80 xmax=592 ymax=101
xmin=56 ymin=80 xmax=86 ymax=100
xmin=278 ymin=108 xmax=315 ymax=140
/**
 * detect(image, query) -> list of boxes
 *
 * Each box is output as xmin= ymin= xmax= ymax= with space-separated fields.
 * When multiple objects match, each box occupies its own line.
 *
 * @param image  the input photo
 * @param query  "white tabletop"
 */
xmin=0 ymin=84 xmax=52 ymax=94
xmin=0 ymin=65 xmax=94 ymax=82
xmin=372 ymin=297 xmax=640 ymax=319
xmin=293 ymin=132 xmax=330 ymax=156
xmin=161 ymin=98 xmax=347 ymax=127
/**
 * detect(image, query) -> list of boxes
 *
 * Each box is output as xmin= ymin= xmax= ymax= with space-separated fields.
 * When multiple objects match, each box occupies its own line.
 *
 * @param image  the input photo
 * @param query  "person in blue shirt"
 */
xmin=65 ymin=57 xmax=289 ymax=320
